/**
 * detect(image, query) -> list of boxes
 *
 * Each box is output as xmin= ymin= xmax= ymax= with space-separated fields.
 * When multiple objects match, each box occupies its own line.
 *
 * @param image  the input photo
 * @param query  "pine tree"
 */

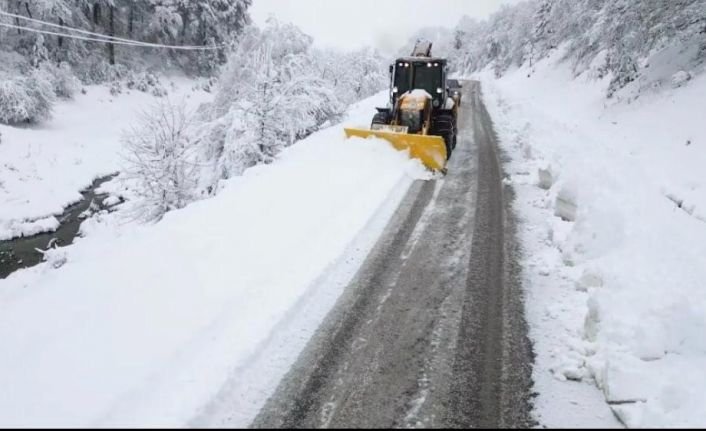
xmin=533 ymin=0 xmax=554 ymax=57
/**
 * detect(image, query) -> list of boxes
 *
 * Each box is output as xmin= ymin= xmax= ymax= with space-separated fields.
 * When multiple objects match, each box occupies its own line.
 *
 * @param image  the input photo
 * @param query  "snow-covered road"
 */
xmin=228 ymin=82 xmax=534 ymax=428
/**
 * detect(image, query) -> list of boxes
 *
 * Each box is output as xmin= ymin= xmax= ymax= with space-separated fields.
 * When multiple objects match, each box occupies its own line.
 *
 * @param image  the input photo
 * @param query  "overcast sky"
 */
xmin=250 ymin=0 xmax=516 ymax=55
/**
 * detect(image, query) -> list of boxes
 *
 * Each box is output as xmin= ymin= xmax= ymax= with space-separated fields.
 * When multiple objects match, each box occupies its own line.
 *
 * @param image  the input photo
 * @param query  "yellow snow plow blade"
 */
xmin=344 ymin=128 xmax=448 ymax=171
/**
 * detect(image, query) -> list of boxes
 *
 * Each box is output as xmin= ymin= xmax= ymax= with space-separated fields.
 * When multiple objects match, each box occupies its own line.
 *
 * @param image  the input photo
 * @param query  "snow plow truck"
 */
xmin=344 ymin=40 xmax=458 ymax=172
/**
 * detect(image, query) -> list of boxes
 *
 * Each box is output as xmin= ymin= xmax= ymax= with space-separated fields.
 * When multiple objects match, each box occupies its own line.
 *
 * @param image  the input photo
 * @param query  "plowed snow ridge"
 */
xmin=0 ymin=92 xmax=429 ymax=427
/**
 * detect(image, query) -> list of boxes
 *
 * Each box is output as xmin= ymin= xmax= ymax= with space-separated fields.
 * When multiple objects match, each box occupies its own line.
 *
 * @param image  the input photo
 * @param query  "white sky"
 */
xmin=250 ymin=0 xmax=517 ymax=55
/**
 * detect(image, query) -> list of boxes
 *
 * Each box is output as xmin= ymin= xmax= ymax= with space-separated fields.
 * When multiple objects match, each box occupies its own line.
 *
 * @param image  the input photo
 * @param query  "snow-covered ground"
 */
xmin=478 ymin=52 xmax=706 ymax=427
xmin=0 ymin=77 xmax=212 ymax=240
xmin=0 ymin=92 xmax=428 ymax=427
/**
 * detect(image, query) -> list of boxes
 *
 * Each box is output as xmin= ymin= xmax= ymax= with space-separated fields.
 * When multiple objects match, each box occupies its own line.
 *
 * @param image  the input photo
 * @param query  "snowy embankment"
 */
xmin=0 ymin=92 xmax=427 ymax=427
xmin=0 ymin=78 xmax=211 ymax=240
xmin=478 ymin=54 xmax=706 ymax=427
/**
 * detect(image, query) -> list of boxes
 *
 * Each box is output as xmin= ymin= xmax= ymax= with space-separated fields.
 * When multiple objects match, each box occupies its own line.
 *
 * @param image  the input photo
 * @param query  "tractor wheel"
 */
xmin=431 ymin=113 xmax=456 ymax=157
xmin=371 ymin=111 xmax=390 ymax=128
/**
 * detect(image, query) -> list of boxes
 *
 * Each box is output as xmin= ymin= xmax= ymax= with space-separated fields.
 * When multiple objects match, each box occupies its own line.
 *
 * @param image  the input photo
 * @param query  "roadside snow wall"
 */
xmin=479 ymin=51 xmax=706 ymax=428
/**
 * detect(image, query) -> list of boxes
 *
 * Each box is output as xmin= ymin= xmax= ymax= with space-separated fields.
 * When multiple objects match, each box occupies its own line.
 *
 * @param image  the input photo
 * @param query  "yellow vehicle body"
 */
xmin=344 ymin=91 xmax=451 ymax=172
xmin=344 ymin=127 xmax=448 ymax=171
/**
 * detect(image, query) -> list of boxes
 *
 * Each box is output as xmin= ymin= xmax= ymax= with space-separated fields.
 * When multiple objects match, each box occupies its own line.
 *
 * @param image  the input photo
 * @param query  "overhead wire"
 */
xmin=1 ymin=10 xmax=159 ymax=47
xmin=0 ymin=10 xmax=227 ymax=50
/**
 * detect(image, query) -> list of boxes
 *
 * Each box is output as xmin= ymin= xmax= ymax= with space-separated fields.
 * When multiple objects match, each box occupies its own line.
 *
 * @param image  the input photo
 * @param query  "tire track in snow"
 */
xmin=251 ymin=82 xmax=534 ymax=428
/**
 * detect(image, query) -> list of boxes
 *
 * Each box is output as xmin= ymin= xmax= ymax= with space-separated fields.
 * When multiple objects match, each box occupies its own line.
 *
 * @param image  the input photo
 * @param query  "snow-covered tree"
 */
xmin=312 ymin=47 xmax=388 ymax=105
xmin=0 ymin=68 xmax=56 ymax=123
xmin=201 ymin=20 xmax=344 ymax=184
xmin=122 ymin=99 xmax=198 ymax=221
xmin=531 ymin=0 xmax=554 ymax=63
xmin=199 ymin=19 xmax=387 ymax=190
xmin=348 ymin=47 xmax=389 ymax=100
xmin=0 ymin=0 xmax=252 ymax=122
xmin=446 ymin=0 xmax=706 ymax=95
xmin=142 ymin=0 xmax=252 ymax=73
xmin=1 ymin=0 xmax=251 ymax=78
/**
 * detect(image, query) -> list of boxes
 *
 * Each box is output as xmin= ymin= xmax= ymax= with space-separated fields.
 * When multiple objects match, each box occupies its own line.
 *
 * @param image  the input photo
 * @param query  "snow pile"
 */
xmin=478 ymin=52 xmax=706 ymax=427
xmin=0 ymin=77 xmax=211 ymax=240
xmin=407 ymin=89 xmax=433 ymax=99
xmin=0 ymin=216 xmax=60 ymax=241
xmin=0 ymin=93 xmax=428 ymax=427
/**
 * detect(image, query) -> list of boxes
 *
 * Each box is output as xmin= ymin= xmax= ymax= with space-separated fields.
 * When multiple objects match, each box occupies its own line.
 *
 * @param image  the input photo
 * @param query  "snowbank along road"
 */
xmin=252 ymin=81 xmax=535 ymax=428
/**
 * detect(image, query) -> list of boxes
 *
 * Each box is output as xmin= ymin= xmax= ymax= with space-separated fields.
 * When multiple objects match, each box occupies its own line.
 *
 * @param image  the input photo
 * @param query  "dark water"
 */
xmin=0 ymin=175 xmax=117 ymax=279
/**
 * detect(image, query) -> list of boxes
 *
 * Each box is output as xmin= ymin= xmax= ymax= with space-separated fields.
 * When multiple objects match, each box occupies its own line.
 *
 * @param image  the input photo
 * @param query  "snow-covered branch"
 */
xmin=122 ymin=99 xmax=199 ymax=221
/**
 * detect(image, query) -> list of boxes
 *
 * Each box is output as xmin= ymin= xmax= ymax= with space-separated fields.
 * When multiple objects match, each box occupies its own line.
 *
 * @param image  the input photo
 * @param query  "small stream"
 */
xmin=0 ymin=175 xmax=117 ymax=279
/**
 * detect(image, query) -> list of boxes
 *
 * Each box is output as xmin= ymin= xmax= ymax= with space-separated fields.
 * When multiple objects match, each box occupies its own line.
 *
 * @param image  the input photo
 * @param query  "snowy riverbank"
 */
xmin=0 ymin=77 xmax=212 ymax=240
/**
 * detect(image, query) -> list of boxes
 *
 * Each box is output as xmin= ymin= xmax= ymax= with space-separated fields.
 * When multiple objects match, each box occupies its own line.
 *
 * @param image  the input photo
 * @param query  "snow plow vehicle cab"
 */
xmin=344 ymin=40 xmax=458 ymax=172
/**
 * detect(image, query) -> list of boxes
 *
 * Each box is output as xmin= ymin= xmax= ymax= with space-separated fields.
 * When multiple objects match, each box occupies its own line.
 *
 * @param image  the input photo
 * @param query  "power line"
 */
xmin=0 ymin=22 xmax=224 ymax=50
xmin=1 ymin=9 xmax=229 ymax=49
xmin=0 ymin=10 xmax=158 ymax=47
xmin=0 ymin=21 xmax=224 ymax=50
xmin=0 ymin=10 xmax=227 ymax=50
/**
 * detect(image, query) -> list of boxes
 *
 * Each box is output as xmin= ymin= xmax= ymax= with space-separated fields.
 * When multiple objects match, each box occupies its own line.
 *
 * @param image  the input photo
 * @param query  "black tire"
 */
xmin=371 ymin=111 xmax=390 ymax=128
xmin=431 ymin=113 xmax=457 ymax=157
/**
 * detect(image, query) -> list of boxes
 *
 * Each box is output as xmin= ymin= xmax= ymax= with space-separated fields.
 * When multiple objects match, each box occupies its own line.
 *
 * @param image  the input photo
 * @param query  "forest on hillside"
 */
xmin=407 ymin=0 xmax=706 ymax=96
xmin=0 ymin=0 xmax=251 ymax=75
